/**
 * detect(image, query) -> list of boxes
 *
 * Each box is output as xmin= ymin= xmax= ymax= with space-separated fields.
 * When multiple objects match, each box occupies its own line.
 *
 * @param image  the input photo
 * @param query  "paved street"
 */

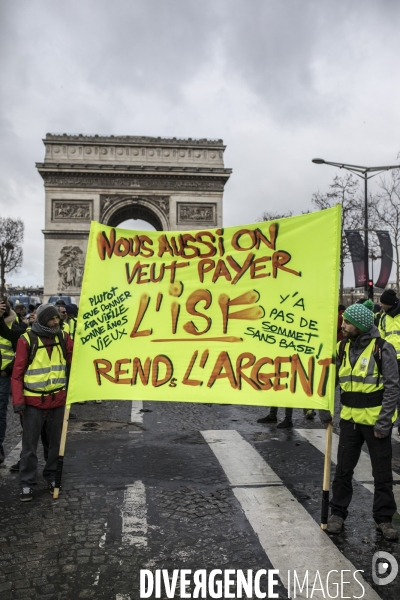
xmin=1 ymin=398 xmax=400 ymax=600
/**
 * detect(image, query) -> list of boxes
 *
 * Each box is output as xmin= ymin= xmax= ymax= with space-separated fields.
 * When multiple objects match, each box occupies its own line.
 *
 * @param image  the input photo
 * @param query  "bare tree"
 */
xmin=311 ymin=174 xmax=362 ymax=303
xmin=0 ymin=217 xmax=24 ymax=296
xmin=371 ymin=169 xmax=400 ymax=293
xmin=258 ymin=210 xmax=293 ymax=221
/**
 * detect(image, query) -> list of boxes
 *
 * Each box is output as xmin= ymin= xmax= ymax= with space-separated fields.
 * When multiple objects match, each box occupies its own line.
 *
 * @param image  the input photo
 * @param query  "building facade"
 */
xmin=36 ymin=134 xmax=232 ymax=300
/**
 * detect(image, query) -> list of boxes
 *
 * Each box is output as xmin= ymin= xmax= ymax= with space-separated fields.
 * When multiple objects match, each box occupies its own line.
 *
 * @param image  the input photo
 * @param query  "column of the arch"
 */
xmin=42 ymin=186 xmax=92 ymax=301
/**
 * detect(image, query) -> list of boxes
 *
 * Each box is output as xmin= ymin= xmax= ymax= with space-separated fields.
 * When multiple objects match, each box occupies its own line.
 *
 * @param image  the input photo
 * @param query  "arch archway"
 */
xmin=100 ymin=195 xmax=169 ymax=231
xmin=117 ymin=218 xmax=156 ymax=231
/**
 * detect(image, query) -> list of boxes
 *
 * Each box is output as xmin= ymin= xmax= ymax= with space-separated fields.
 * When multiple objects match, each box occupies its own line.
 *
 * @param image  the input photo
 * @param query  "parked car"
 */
xmin=8 ymin=295 xmax=41 ymax=309
xmin=47 ymin=295 xmax=79 ymax=306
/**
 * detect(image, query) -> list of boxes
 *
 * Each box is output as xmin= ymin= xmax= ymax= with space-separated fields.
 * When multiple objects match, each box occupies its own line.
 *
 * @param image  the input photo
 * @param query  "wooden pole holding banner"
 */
xmin=53 ymin=404 xmax=70 ymax=499
xmin=320 ymin=423 xmax=333 ymax=529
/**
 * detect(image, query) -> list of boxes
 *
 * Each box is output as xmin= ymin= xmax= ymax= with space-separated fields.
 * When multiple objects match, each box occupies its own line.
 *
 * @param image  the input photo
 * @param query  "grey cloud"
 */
xmin=219 ymin=0 xmax=400 ymax=121
xmin=2 ymin=0 xmax=399 ymax=130
xmin=0 ymin=0 xmax=399 ymax=287
xmin=0 ymin=0 xmax=220 ymax=101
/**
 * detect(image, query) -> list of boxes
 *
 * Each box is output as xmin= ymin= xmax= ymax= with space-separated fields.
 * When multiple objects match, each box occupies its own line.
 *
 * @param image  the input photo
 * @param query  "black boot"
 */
xmin=376 ymin=522 xmax=399 ymax=541
xmin=257 ymin=413 xmax=278 ymax=423
xmin=327 ymin=515 xmax=344 ymax=534
xmin=277 ymin=417 xmax=293 ymax=429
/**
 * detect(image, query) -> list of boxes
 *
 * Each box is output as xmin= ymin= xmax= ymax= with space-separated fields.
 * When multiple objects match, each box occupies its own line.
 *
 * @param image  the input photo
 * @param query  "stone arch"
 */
xmin=38 ymin=134 xmax=231 ymax=300
xmin=100 ymin=195 xmax=169 ymax=231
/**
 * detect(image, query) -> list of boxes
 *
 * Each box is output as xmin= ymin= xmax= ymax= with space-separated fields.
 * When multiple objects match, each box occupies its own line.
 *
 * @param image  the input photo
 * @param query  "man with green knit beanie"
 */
xmin=363 ymin=299 xmax=375 ymax=312
xmin=320 ymin=303 xmax=400 ymax=539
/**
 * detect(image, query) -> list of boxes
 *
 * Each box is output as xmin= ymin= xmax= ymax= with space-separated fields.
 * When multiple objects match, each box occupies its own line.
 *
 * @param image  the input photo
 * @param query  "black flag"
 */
xmin=375 ymin=231 xmax=393 ymax=289
xmin=345 ymin=230 xmax=366 ymax=288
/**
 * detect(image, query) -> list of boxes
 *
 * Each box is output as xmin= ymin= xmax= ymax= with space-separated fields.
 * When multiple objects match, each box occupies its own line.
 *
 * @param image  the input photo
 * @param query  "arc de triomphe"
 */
xmin=36 ymin=134 xmax=232 ymax=300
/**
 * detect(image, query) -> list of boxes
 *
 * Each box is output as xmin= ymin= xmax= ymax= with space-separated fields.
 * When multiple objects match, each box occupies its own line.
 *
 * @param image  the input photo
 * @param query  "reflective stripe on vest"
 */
xmin=338 ymin=339 xmax=384 ymax=394
xmin=25 ymin=364 xmax=66 ymax=376
xmin=380 ymin=313 xmax=400 ymax=357
xmin=0 ymin=323 xmax=15 ymax=370
xmin=22 ymin=332 xmax=67 ymax=395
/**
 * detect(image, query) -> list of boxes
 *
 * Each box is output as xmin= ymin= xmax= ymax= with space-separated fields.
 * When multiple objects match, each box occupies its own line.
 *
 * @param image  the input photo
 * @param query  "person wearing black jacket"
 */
xmin=0 ymin=301 xmax=27 ymax=463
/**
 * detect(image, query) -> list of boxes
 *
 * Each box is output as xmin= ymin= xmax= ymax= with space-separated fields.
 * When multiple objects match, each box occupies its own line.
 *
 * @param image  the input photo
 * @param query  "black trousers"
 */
xmin=269 ymin=407 xmax=293 ymax=418
xmin=17 ymin=414 xmax=49 ymax=462
xmin=19 ymin=405 xmax=64 ymax=488
xmin=330 ymin=419 xmax=396 ymax=523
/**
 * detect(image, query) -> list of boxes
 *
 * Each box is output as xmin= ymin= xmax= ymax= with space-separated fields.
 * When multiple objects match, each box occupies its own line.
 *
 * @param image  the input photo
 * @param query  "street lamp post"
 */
xmin=312 ymin=159 xmax=400 ymax=299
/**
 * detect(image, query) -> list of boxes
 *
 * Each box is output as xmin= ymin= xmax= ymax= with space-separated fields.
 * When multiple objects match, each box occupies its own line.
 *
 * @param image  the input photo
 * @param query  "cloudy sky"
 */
xmin=1 ymin=0 xmax=399 ymax=288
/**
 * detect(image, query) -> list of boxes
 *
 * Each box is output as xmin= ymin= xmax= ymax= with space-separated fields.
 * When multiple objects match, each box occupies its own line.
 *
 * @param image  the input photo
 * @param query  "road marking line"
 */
xmin=121 ymin=481 xmax=147 ymax=548
xmin=0 ymin=440 xmax=21 ymax=477
xmin=130 ymin=400 xmax=143 ymax=424
xmin=201 ymin=430 xmax=281 ymax=485
xmin=363 ymin=483 xmax=375 ymax=494
xmin=202 ymin=429 xmax=381 ymax=600
xmin=296 ymin=428 xmax=400 ymax=513
xmin=392 ymin=429 xmax=400 ymax=442
xmin=115 ymin=595 xmax=131 ymax=600
xmin=296 ymin=428 xmax=400 ymax=482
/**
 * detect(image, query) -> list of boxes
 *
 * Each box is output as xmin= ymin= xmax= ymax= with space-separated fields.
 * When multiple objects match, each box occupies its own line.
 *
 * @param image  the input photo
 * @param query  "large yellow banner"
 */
xmin=67 ymin=206 xmax=341 ymax=409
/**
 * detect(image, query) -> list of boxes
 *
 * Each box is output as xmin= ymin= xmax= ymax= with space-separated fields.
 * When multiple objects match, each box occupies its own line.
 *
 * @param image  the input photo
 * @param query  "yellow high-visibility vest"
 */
xmin=338 ymin=339 xmax=397 ymax=426
xmin=22 ymin=332 xmax=67 ymax=396
xmin=0 ymin=323 xmax=14 ymax=371
xmin=379 ymin=312 xmax=400 ymax=360
xmin=61 ymin=321 xmax=70 ymax=335
xmin=68 ymin=318 xmax=77 ymax=340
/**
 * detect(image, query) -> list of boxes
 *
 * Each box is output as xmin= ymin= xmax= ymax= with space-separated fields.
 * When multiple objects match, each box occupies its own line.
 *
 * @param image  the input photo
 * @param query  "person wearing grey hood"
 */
xmin=11 ymin=304 xmax=73 ymax=502
xmin=320 ymin=303 xmax=399 ymax=540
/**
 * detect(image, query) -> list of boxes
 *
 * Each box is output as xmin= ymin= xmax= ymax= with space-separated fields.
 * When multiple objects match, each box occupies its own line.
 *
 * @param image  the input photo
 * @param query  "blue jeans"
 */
xmin=0 ymin=375 xmax=11 ymax=450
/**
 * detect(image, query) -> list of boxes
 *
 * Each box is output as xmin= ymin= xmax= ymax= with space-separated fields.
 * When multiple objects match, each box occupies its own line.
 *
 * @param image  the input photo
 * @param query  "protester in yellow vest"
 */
xmin=56 ymin=303 xmax=70 ymax=335
xmin=379 ymin=289 xmax=400 ymax=355
xmin=65 ymin=304 xmax=78 ymax=340
xmin=11 ymin=304 xmax=73 ymax=502
xmin=0 ymin=301 xmax=27 ymax=464
xmin=320 ymin=303 xmax=399 ymax=540
xmin=378 ymin=288 xmax=400 ymax=437
xmin=378 ymin=292 xmax=400 ymax=368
